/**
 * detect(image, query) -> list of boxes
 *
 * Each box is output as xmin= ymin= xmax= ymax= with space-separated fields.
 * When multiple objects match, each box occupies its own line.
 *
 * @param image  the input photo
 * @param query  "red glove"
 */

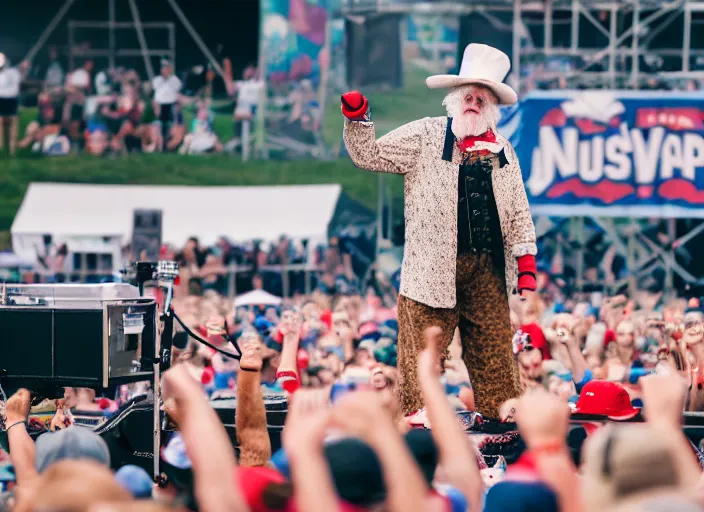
xmin=341 ymin=91 xmax=368 ymax=120
xmin=517 ymin=255 xmax=537 ymax=295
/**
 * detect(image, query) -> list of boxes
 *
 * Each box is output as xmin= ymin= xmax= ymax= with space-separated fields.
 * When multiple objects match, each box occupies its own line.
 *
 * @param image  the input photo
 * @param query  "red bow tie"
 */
xmin=458 ymin=130 xmax=497 ymax=153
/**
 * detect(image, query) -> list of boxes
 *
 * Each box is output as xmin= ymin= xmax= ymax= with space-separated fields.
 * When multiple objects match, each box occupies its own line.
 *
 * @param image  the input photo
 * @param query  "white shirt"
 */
xmin=0 ymin=67 xmax=21 ymax=98
xmin=234 ymin=79 xmax=264 ymax=117
xmin=94 ymin=71 xmax=112 ymax=95
xmin=152 ymin=75 xmax=182 ymax=104
xmin=68 ymin=68 xmax=91 ymax=90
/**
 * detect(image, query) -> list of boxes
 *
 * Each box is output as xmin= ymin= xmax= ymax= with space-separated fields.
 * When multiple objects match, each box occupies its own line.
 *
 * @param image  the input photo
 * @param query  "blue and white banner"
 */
xmin=498 ymin=91 xmax=704 ymax=218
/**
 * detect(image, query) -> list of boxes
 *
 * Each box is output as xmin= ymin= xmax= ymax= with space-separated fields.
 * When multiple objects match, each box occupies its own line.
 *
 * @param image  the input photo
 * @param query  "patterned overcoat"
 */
xmin=344 ymin=116 xmax=537 ymax=309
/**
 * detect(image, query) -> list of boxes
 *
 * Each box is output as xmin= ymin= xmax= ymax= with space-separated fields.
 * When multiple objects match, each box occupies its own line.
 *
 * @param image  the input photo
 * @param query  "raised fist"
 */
xmin=341 ymin=91 xmax=368 ymax=120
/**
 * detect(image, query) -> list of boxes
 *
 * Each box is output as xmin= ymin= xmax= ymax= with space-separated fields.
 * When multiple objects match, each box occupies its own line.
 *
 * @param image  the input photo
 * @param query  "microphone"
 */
xmin=157 ymin=260 xmax=179 ymax=313
xmin=172 ymin=331 xmax=189 ymax=350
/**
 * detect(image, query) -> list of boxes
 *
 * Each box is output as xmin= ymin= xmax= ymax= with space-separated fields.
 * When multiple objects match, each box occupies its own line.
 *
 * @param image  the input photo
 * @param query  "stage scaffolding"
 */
xmin=342 ymin=0 xmax=704 ymax=90
xmin=341 ymin=0 xmax=704 ymax=295
xmin=23 ymin=0 xmax=226 ymax=83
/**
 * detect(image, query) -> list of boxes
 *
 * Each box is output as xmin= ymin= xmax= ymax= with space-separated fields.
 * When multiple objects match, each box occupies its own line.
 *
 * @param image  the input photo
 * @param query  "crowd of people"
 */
xmin=1 ymin=252 xmax=704 ymax=510
xmin=22 ymin=230 xmax=375 ymax=301
xmin=0 ymin=43 xmax=332 ymax=159
xmin=0 ymin=46 xmax=269 ymax=157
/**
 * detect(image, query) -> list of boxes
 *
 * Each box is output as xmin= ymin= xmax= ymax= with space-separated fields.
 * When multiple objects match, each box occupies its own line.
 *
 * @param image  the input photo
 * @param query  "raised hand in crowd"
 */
xmin=5 ymin=388 xmax=38 ymax=486
xmin=161 ymin=364 xmax=247 ymax=512
xmin=515 ymin=390 xmax=584 ymax=512
xmin=331 ymin=391 xmax=426 ymax=512
xmin=282 ymin=388 xmax=338 ymax=512
xmin=235 ymin=335 xmax=271 ymax=467
xmin=276 ymin=309 xmax=303 ymax=394
xmin=418 ymin=327 xmax=484 ymax=511
xmin=640 ymin=373 xmax=701 ymax=491
xmin=557 ymin=326 xmax=589 ymax=385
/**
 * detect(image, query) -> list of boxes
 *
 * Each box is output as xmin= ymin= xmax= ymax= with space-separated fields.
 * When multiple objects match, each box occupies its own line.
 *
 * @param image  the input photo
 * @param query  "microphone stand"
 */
xmin=151 ymin=261 xmax=179 ymax=477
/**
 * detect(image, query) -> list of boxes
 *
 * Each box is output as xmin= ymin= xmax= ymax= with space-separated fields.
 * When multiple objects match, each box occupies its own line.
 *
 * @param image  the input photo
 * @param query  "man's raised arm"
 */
xmin=341 ymin=90 xmax=426 ymax=175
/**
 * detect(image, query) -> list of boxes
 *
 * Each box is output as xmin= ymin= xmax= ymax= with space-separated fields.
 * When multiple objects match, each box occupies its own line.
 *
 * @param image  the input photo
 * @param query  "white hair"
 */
xmin=442 ymin=84 xmax=501 ymax=139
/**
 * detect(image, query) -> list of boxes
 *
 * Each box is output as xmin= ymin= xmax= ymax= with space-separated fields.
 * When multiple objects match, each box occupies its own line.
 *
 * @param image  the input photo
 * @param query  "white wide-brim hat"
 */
xmin=426 ymin=43 xmax=518 ymax=105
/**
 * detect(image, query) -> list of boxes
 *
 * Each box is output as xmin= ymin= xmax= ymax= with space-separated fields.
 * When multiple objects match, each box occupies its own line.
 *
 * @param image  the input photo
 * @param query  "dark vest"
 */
xmin=442 ymin=117 xmax=507 ymax=267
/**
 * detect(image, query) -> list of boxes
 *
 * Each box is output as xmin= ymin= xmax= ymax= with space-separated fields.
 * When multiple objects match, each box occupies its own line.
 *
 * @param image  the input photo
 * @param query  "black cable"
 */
xmin=172 ymin=310 xmax=242 ymax=360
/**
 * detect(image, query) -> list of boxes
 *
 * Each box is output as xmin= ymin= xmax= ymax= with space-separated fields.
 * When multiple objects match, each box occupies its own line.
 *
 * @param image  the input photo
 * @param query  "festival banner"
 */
xmin=498 ymin=91 xmax=704 ymax=218
xmin=260 ymin=0 xmax=334 ymax=154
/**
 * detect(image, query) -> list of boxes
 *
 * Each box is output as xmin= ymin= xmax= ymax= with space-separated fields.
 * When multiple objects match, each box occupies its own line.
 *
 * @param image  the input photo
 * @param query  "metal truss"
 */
xmin=341 ymin=0 xmax=704 ymax=90
xmin=537 ymin=217 xmax=704 ymax=296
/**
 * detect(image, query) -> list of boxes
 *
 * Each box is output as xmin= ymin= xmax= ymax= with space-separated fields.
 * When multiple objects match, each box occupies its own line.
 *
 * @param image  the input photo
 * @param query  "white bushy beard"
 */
xmin=443 ymin=85 xmax=501 ymax=140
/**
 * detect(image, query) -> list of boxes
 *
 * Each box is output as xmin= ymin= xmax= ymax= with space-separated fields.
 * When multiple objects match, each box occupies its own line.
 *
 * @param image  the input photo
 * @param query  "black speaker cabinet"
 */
xmin=345 ymin=13 xmax=403 ymax=89
xmin=0 ymin=284 xmax=157 ymax=395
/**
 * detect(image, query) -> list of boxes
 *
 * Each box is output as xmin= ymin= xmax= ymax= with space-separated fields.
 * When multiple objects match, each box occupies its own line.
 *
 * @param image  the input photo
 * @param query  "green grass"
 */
xmin=0 ymin=64 xmax=448 ymax=247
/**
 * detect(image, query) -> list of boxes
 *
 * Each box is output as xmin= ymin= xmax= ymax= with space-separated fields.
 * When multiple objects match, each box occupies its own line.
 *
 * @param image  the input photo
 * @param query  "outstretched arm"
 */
xmin=341 ymin=91 xmax=426 ymax=175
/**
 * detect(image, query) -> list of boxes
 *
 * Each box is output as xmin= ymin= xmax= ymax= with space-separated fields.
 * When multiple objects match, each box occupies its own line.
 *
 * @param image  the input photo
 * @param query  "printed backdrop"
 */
xmin=260 ymin=0 xmax=341 ymax=150
xmin=498 ymin=91 xmax=704 ymax=218
xmin=261 ymin=0 xmax=330 ymax=85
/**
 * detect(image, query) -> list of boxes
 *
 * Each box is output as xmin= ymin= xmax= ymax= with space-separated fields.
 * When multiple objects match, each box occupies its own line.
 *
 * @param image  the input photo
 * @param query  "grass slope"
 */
xmin=0 ymin=65 xmax=447 ymax=241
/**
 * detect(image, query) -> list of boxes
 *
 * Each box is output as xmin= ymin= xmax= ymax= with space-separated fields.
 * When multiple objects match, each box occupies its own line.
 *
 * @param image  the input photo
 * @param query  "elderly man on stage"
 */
xmin=341 ymin=44 xmax=538 ymax=418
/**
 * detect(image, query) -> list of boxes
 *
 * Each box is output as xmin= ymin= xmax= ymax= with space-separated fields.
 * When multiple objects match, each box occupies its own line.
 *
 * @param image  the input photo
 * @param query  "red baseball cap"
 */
xmin=572 ymin=380 xmax=639 ymax=421
xmin=236 ymin=466 xmax=368 ymax=512
xmin=519 ymin=323 xmax=551 ymax=360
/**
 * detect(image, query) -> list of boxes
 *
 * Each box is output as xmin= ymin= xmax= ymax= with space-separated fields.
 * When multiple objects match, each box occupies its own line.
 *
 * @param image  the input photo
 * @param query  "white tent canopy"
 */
xmin=11 ymin=183 xmax=345 ymax=260
xmin=234 ymin=289 xmax=282 ymax=307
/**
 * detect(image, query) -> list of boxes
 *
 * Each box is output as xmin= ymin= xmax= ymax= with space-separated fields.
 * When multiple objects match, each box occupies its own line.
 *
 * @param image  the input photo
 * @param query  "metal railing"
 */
xmin=15 ymin=263 xmax=324 ymax=299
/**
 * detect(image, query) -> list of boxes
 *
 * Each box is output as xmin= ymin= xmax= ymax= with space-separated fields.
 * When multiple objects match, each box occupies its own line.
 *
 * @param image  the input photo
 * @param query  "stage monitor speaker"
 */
xmin=132 ymin=209 xmax=163 ymax=262
xmin=346 ymin=14 xmax=403 ymax=89
xmin=0 ymin=284 xmax=157 ymax=395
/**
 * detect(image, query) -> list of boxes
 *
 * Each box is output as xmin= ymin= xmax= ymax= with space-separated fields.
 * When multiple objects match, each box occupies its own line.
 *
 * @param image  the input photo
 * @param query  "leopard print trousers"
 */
xmin=397 ymin=252 xmax=521 ymax=418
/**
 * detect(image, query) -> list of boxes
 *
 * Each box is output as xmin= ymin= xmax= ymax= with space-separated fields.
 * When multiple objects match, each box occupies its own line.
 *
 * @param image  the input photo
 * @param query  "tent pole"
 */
xmin=165 ymin=0 xmax=226 ymax=79
xmin=282 ymin=255 xmax=290 ymax=298
xmin=387 ymin=179 xmax=393 ymax=241
xmin=512 ymin=0 xmax=522 ymax=93
xmin=109 ymin=0 xmax=116 ymax=71
xmin=376 ymin=174 xmax=384 ymax=261
xmin=665 ymin=218 xmax=675 ymax=294
xmin=256 ymin=8 xmax=269 ymax=159
xmin=228 ymin=265 xmax=236 ymax=299
xmin=128 ymin=0 xmax=156 ymax=80
xmin=23 ymin=0 xmax=76 ymax=63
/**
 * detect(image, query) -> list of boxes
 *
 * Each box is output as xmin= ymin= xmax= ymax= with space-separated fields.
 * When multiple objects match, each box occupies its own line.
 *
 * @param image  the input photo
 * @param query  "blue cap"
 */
xmin=115 ymin=465 xmax=153 ymax=498
xmin=270 ymin=448 xmax=290 ymax=478
xmin=253 ymin=316 xmax=274 ymax=334
xmin=484 ymin=481 xmax=559 ymax=512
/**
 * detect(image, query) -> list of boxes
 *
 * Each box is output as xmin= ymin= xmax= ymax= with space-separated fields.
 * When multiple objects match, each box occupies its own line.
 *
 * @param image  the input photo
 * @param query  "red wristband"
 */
xmin=528 ymin=441 xmax=564 ymax=455
xmin=517 ymin=255 xmax=537 ymax=293
xmin=517 ymin=254 xmax=537 ymax=275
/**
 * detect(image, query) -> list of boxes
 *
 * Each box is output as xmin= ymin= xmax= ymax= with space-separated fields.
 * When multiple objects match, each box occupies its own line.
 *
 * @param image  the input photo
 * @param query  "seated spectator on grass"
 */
xmin=63 ymin=59 xmax=94 ymax=147
xmin=19 ymin=93 xmax=64 ymax=152
xmin=179 ymin=100 xmax=223 ymax=155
